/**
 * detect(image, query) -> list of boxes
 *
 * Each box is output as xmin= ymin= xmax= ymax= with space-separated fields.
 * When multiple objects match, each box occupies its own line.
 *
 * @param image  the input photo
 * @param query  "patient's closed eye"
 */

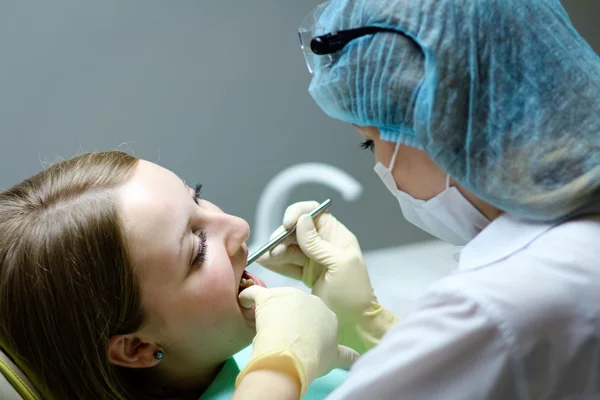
xmin=192 ymin=230 xmax=207 ymax=269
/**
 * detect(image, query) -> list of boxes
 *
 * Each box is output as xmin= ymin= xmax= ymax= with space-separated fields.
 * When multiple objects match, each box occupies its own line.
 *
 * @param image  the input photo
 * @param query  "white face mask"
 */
xmin=373 ymin=143 xmax=491 ymax=246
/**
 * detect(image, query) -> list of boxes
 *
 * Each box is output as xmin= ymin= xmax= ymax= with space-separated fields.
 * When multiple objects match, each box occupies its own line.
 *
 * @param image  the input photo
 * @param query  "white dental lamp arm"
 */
xmin=250 ymin=163 xmax=363 ymax=251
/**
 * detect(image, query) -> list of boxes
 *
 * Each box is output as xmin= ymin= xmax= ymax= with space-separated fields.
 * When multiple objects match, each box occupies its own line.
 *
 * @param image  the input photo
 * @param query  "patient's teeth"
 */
xmin=239 ymin=277 xmax=257 ymax=293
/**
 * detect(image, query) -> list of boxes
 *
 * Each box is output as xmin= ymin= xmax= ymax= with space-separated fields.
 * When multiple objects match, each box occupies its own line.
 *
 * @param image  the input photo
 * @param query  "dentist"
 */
xmin=259 ymin=0 xmax=600 ymax=398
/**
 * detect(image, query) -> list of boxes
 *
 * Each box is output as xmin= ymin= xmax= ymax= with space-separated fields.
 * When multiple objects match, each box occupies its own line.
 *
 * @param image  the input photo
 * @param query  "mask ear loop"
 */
xmin=388 ymin=139 xmax=402 ymax=171
xmin=446 ymin=174 xmax=451 ymax=189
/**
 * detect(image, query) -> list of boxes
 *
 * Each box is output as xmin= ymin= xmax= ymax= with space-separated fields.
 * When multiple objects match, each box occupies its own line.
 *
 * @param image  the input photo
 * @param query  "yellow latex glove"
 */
xmin=258 ymin=201 xmax=400 ymax=355
xmin=236 ymin=286 xmax=358 ymax=398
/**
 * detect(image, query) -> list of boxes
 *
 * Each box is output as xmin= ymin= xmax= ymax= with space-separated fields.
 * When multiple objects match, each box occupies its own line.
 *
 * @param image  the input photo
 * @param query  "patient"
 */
xmin=0 ymin=151 xmax=346 ymax=399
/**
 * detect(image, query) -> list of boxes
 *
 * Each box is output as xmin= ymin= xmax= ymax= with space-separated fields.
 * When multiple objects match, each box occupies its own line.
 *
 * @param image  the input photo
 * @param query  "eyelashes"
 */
xmin=192 ymin=230 xmax=207 ymax=267
xmin=191 ymin=182 xmax=206 ymax=267
xmin=360 ymin=140 xmax=374 ymax=152
xmin=194 ymin=183 xmax=203 ymax=204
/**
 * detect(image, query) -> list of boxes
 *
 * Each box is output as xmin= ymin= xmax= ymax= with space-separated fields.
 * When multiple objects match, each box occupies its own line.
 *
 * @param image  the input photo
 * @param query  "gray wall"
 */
xmin=0 ymin=0 xmax=598 ymax=251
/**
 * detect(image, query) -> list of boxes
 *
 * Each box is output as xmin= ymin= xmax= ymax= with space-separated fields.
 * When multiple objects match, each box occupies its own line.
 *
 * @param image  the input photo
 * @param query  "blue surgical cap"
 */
xmin=308 ymin=0 xmax=600 ymax=221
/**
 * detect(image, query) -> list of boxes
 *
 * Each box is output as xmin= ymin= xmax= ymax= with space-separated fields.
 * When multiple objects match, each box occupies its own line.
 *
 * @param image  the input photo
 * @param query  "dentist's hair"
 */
xmin=0 ymin=151 xmax=156 ymax=399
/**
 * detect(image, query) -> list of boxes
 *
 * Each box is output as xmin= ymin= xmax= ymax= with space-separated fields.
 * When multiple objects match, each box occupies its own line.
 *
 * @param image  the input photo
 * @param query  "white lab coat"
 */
xmin=328 ymin=213 xmax=600 ymax=400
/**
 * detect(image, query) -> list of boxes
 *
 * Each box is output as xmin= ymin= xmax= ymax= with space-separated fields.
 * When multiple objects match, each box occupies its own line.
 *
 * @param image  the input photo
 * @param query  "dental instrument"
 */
xmin=246 ymin=199 xmax=332 ymax=266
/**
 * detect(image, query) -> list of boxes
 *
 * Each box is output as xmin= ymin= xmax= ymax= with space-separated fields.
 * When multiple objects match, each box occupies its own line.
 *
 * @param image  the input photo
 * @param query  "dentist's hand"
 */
xmin=258 ymin=201 xmax=399 ymax=355
xmin=236 ymin=286 xmax=358 ymax=398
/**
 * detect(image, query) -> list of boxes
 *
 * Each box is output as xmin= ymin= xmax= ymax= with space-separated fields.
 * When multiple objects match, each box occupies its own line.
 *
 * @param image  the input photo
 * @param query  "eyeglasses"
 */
xmin=298 ymin=1 xmax=397 ymax=73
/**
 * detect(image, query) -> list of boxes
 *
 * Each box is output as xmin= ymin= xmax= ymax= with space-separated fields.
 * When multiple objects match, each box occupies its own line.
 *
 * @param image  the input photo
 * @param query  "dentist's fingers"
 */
xmin=302 ymin=261 xmax=326 ymax=289
xmin=268 ymin=225 xmax=287 ymax=240
xmin=258 ymin=245 xmax=307 ymax=281
xmin=258 ymin=244 xmax=306 ymax=265
xmin=282 ymin=201 xmax=321 ymax=229
xmin=296 ymin=215 xmax=340 ymax=264
xmin=270 ymin=243 xmax=288 ymax=257
xmin=259 ymin=262 xmax=303 ymax=281
xmin=238 ymin=285 xmax=267 ymax=308
xmin=264 ymin=200 xmax=331 ymax=258
xmin=266 ymin=225 xmax=298 ymax=257
xmin=333 ymin=345 xmax=360 ymax=370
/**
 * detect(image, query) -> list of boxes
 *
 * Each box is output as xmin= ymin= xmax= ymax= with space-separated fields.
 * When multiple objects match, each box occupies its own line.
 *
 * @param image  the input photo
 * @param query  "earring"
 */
xmin=154 ymin=350 xmax=164 ymax=360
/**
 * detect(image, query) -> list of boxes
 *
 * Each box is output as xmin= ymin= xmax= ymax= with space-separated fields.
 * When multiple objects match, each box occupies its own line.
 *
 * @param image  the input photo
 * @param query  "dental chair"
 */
xmin=0 ymin=347 xmax=42 ymax=400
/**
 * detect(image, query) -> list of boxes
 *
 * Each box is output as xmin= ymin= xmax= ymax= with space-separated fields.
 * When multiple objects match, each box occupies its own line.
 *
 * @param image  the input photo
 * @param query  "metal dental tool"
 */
xmin=246 ymin=199 xmax=332 ymax=266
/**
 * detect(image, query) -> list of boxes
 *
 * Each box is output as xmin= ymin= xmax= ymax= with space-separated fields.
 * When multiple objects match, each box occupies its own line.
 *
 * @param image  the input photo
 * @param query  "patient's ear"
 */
xmin=108 ymin=334 xmax=162 ymax=369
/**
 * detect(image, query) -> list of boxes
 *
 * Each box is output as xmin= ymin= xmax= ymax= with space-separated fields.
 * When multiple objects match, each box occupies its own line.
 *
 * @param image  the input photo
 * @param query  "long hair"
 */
xmin=0 ymin=151 xmax=160 ymax=399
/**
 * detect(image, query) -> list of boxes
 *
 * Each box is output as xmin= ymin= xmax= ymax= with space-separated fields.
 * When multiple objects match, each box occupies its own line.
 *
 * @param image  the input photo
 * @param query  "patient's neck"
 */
xmin=157 ymin=358 xmax=224 ymax=398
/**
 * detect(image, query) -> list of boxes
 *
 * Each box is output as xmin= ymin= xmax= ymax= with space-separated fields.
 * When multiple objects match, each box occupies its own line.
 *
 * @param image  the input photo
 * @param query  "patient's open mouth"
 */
xmin=238 ymin=270 xmax=267 ymax=294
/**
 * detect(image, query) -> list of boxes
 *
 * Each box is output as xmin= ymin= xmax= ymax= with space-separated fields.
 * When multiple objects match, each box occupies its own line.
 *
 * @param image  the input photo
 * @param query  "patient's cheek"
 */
xmin=197 ymin=269 xmax=236 ymax=307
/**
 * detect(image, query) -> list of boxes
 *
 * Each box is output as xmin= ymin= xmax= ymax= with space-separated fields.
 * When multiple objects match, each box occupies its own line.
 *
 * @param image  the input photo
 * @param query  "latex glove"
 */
xmin=258 ymin=201 xmax=399 ymax=355
xmin=235 ymin=286 xmax=358 ymax=398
